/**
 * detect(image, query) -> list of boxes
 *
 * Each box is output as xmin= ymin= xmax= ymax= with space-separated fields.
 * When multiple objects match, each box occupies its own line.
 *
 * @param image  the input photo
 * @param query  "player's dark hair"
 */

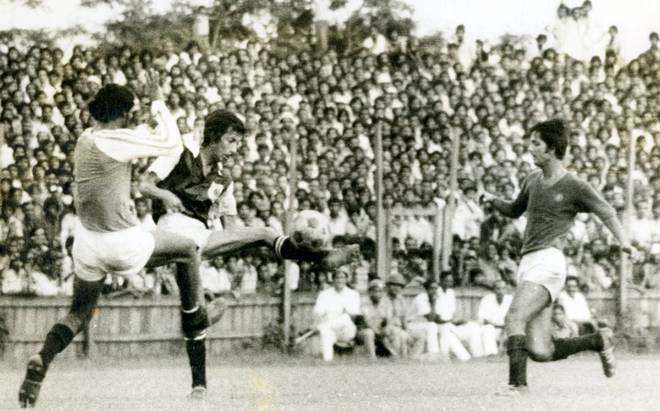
xmin=88 ymin=84 xmax=134 ymax=123
xmin=530 ymin=119 xmax=568 ymax=159
xmin=203 ymin=109 xmax=246 ymax=145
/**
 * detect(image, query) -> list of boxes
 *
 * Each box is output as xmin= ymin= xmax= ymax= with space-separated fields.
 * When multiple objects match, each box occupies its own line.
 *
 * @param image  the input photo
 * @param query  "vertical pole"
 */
xmin=283 ymin=133 xmax=298 ymax=350
xmin=432 ymin=208 xmax=442 ymax=281
xmin=441 ymin=127 xmax=461 ymax=270
xmin=618 ymin=132 xmax=636 ymax=325
xmin=375 ymin=122 xmax=387 ymax=279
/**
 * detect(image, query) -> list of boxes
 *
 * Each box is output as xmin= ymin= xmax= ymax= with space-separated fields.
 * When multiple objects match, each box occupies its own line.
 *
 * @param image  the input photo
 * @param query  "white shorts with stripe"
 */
xmin=157 ymin=212 xmax=212 ymax=249
xmin=73 ymin=221 xmax=155 ymax=282
xmin=516 ymin=247 xmax=567 ymax=302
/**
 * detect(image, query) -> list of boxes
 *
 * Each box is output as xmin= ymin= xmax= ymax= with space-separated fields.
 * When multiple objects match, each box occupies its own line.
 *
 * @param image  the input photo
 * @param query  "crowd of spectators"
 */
xmin=3 ymin=11 xmax=660 ymax=298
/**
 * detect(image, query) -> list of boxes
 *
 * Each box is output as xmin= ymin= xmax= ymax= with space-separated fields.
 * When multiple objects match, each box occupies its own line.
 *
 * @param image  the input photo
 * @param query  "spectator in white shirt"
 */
xmin=478 ymin=279 xmax=513 ymax=356
xmin=313 ymin=265 xmax=361 ymax=362
xmin=406 ymin=279 xmax=443 ymax=357
xmin=557 ymin=276 xmax=598 ymax=335
xmin=134 ymin=197 xmax=156 ymax=230
xmin=436 ymin=272 xmax=481 ymax=360
xmin=327 ymin=197 xmax=348 ymax=240
xmin=200 ymin=256 xmax=232 ymax=298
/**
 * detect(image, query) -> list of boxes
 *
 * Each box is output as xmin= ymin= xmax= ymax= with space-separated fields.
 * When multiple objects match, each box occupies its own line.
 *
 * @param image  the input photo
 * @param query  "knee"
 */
xmin=526 ymin=343 xmax=553 ymax=362
xmin=181 ymin=238 xmax=200 ymax=262
xmin=362 ymin=328 xmax=375 ymax=342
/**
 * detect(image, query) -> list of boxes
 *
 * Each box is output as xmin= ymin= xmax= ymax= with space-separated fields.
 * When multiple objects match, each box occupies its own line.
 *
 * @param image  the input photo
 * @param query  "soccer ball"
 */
xmin=290 ymin=210 xmax=331 ymax=250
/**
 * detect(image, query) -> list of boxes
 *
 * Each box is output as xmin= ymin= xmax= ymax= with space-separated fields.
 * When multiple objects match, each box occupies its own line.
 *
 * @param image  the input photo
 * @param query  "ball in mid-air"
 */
xmin=290 ymin=210 xmax=331 ymax=250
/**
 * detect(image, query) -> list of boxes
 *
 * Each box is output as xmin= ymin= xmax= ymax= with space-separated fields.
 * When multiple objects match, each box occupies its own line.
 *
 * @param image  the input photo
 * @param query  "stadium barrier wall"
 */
xmin=0 ymin=290 xmax=657 ymax=363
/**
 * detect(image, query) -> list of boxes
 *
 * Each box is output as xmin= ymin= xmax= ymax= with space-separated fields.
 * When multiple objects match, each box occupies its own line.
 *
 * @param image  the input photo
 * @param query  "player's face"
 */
xmin=214 ymin=130 xmax=241 ymax=162
xmin=529 ymin=132 xmax=550 ymax=165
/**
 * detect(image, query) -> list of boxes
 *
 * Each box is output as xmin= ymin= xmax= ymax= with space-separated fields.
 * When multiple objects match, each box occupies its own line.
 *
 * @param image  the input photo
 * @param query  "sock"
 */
xmin=185 ymin=336 xmax=207 ymax=389
xmin=506 ymin=334 xmax=528 ymax=387
xmin=39 ymin=324 xmax=75 ymax=370
xmin=551 ymin=333 xmax=602 ymax=361
xmin=181 ymin=306 xmax=209 ymax=338
xmin=273 ymin=236 xmax=327 ymax=262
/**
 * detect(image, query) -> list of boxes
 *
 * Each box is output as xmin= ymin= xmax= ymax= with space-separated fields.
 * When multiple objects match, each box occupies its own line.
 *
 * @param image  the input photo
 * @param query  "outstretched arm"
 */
xmin=481 ymin=173 xmax=532 ymax=219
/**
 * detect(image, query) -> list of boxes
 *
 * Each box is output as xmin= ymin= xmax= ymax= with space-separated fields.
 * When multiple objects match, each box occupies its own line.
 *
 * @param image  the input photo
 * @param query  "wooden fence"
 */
xmin=1 ymin=290 xmax=659 ymax=363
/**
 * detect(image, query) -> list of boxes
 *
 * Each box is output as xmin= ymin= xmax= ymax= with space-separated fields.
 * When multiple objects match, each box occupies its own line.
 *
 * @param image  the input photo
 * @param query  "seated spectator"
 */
xmin=557 ymin=276 xmax=599 ymax=335
xmin=436 ymin=272 xmax=482 ymax=360
xmin=478 ymin=279 xmax=512 ymax=356
xmin=406 ymin=279 xmax=442 ymax=358
xmin=358 ymin=279 xmax=403 ymax=359
xmin=550 ymin=303 xmax=579 ymax=340
xmin=313 ymin=265 xmax=360 ymax=362
xmin=384 ymin=273 xmax=421 ymax=357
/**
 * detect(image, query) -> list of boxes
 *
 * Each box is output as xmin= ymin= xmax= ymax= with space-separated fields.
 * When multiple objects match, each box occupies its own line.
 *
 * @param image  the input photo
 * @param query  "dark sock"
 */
xmin=551 ymin=333 xmax=602 ymax=361
xmin=185 ymin=337 xmax=207 ymax=388
xmin=39 ymin=324 xmax=75 ymax=370
xmin=274 ymin=236 xmax=327 ymax=262
xmin=507 ymin=334 xmax=528 ymax=387
xmin=181 ymin=307 xmax=209 ymax=338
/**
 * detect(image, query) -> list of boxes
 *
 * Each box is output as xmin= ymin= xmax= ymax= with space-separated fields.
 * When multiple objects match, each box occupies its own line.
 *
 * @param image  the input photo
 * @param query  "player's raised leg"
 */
xmin=525 ymin=301 xmax=616 ymax=377
xmin=19 ymin=277 xmax=104 ymax=408
xmin=202 ymin=227 xmax=360 ymax=270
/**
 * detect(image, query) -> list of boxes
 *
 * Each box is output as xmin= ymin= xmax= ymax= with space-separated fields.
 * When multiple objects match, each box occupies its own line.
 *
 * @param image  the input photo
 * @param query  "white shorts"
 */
xmin=516 ymin=247 xmax=567 ymax=302
xmin=73 ymin=221 xmax=155 ymax=282
xmin=157 ymin=212 xmax=212 ymax=249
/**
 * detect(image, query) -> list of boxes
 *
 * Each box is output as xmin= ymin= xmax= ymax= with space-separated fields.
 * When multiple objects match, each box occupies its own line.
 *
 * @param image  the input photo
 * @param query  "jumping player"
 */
xmin=480 ymin=119 xmax=632 ymax=393
xmin=139 ymin=109 xmax=360 ymax=398
xmin=19 ymin=75 xmax=220 ymax=407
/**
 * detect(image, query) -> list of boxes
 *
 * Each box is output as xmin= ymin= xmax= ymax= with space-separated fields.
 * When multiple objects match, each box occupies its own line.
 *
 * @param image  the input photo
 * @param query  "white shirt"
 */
xmin=478 ymin=293 xmax=513 ymax=327
xmin=313 ymin=286 xmax=360 ymax=324
xmin=436 ymin=287 xmax=457 ymax=322
xmin=558 ymin=291 xmax=592 ymax=322
xmin=408 ymin=289 xmax=455 ymax=323
xmin=200 ymin=263 xmax=232 ymax=294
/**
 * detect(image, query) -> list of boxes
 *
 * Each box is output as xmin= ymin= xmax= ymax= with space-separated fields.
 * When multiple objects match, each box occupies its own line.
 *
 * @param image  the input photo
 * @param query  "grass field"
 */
xmin=1 ymin=353 xmax=659 ymax=411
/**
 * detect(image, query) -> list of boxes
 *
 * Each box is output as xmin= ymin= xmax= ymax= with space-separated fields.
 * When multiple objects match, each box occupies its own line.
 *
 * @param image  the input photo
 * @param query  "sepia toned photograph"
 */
xmin=1 ymin=0 xmax=660 ymax=409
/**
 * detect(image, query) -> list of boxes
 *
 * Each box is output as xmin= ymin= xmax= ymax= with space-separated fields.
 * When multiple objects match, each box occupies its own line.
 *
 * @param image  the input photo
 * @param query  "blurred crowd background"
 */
xmin=2 ymin=0 xmax=660 ymax=300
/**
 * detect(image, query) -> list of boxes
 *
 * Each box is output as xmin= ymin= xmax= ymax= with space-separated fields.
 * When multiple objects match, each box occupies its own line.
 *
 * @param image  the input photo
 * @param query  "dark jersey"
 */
xmin=509 ymin=170 xmax=617 ymax=256
xmin=152 ymin=149 xmax=231 ymax=225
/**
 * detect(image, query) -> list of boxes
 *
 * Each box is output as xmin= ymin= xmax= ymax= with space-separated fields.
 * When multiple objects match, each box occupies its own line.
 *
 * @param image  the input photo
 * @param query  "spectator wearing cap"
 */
xmin=385 ymin=273 xmax=423 ymax=357
xmin=357 ymin=279 xmax=399 ymax=359
xmin=313 ymin=265 xmax=361 ymax=362
xmin=477 ymin=279 xmax=512 ymax=356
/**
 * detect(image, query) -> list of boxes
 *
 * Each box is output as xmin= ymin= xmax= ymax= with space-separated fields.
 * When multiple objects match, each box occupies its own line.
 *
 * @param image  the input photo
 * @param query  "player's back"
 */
xmin=74 ymin=129 xmax=139 ymax=233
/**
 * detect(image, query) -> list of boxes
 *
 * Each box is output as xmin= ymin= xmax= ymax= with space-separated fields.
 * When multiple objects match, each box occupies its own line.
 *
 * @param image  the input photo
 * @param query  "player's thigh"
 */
xmin=147 ymin=228 xmax=199 ymax=267
xmin=525 ymin=305 xmax=554 ymax=358
xmin=506 ymin=280 xmax=552 ymax=325
xmin=202 ymin=227 xmax=277 ymax=259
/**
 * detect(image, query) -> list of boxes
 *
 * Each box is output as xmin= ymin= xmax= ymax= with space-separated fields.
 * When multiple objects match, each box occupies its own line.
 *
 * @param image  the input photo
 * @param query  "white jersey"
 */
xmin=74 ymin=100 xmax=182 ymax=232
